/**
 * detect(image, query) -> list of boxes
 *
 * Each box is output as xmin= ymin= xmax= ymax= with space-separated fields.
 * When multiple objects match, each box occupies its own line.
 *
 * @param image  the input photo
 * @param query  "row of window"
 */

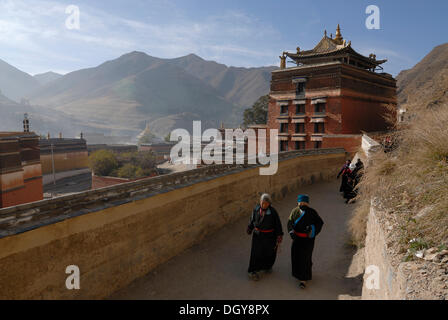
xmin=280 ymin=141 xmax=322 ymax=152
xmin=280 ymin=123 xmax=325 ymax=134
xmin=280 ymin=103 xmax=326 ymax=115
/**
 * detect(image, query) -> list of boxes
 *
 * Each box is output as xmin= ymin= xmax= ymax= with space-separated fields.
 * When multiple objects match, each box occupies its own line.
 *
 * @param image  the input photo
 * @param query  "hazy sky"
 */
xmin=0 ymin=0 xmax=446 ymax=76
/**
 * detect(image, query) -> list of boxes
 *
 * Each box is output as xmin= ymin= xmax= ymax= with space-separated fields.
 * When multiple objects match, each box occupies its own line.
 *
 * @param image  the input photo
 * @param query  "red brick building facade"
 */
xmin=0 ymin=132 xmax=43 ymax=208
xmin=268 ymin=25 xmax=397 ymax=154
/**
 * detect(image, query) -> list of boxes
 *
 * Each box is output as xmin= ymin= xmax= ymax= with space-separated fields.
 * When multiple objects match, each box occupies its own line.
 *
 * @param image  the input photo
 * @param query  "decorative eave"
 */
xmin=279 ymin=25 xmax=387 ymax=71
xmin=286 ymin=45 xmax=386 ymax=67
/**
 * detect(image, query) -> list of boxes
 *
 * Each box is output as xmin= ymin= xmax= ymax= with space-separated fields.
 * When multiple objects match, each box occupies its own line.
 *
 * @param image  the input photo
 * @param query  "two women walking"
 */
xmin=337 ymin=158 xmax=364 ymax=203
xmin=247 ymin=193 xmax=324 ymax=289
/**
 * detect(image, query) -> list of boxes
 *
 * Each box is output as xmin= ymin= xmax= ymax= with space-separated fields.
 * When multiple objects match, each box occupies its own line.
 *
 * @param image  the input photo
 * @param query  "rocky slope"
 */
xmin=397 ymin=43 xmax=448 ymax=111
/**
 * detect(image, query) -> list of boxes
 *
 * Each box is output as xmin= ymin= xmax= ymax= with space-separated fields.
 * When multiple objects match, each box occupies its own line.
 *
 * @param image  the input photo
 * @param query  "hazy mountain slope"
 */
xmin=0 ymin=92 xmax=96 ymax=137
xmin=397 ymin=43 xmax=448 ymax=110
xmin=170 ymin=54 xmax=276 ymax=108
xmin=0 ymin=59 xmax=41 ymax=102
xmin=34 ymin=72 xmax=63 ymax=86
xmin=28 ymin=51 xmax=163 ymax=107
xmin=29 ymin=52 xmax=240 ymax=137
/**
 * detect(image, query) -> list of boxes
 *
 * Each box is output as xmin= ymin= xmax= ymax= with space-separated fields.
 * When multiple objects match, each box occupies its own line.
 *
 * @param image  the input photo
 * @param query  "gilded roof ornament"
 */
xmin=279 ymin=53 xmax=286 ymax=69
xmin=334 ymin=24 xmax=343 ymax=44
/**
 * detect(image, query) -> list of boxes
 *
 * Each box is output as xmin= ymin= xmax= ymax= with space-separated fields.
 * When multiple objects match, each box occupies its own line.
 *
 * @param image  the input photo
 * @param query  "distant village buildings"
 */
xmin=267 ymin=25 xmax=397 ymax=154
xmin=40 ymin=137 xmax=89 ymax=175
xmin=139 ymin=143 xmax=173 ymax=164
xmin=87 ymin=144 xmax=138 ymax=155
xmin=80 ymin=132 xmax=133 ymax=145
xmin=39 ymin=136 xmax=91 ymax=195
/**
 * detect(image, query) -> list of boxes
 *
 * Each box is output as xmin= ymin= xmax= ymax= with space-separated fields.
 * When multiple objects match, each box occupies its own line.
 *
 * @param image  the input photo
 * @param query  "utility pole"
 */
xmin=51 ymin=143 xmax=56 ymax=185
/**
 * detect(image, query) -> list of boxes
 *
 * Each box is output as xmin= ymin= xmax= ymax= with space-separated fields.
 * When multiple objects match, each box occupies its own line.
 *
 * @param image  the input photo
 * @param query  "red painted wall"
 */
xmin=322 ymin=136 xmax=362 ymax=154
xmin=0 ymin=177 xmax=43 ymax=208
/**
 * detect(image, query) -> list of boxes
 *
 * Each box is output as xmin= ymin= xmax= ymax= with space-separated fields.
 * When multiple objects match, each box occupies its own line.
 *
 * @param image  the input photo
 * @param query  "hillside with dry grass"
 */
xmin=350 ymin=43 xmax=448 ymax=259
xmin=397 ymin=43 xmax=448 ymax=111
xmin=350 ymin=107 xmax=448 ymax=255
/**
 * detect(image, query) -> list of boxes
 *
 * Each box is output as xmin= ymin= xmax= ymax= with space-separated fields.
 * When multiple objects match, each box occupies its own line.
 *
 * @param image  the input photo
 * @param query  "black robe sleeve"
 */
xmin=247 ymin=206 xmax=257 ymax=234
xmin=287 ymin=217 xmax=294 ymax=235
xmin=271 ymin=207 xmax=284 ymax=237
xmin=309 ymin=209 xmax=324 ymax=238
xmin=337 ymin=166 xmax=344 ymax=178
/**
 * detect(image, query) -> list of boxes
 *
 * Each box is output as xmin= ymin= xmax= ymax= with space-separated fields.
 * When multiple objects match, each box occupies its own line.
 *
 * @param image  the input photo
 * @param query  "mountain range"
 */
xmin=34 ymin=71 xmax=63 ymax=86
xmin=0 ymin=59 xmax=41 ymax=102
xmin=1 ymin=43 xmax=446 ymax=141
xmin=396 ymin=43 xmax=448 ymax=111
xmin=0 ymin=52 xmax=275 ymax=140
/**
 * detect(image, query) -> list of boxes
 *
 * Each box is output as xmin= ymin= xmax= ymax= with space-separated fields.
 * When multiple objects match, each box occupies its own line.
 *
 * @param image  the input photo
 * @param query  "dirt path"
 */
xmin=109 ymin=180 xmax=364 ymax=300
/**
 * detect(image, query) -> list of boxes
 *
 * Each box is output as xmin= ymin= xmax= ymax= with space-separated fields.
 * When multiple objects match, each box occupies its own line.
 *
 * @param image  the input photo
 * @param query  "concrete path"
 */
xmin=109 ymin=180 xmax=364 ymax=300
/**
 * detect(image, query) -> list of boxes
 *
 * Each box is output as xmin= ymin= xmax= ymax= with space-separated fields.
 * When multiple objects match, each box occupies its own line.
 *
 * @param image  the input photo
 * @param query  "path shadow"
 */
xmin=109 ymin=180 xmax=364 ymax=300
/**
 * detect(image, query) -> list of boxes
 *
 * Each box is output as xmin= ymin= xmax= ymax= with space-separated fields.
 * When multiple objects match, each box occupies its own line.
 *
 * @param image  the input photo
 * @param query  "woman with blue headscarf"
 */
xmin=287 ymin=194 xmax=324 ymax=289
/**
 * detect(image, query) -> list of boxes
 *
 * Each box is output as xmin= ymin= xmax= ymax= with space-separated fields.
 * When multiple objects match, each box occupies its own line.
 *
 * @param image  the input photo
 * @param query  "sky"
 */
xmin=0 ymin=0 xmax=446 ymax=76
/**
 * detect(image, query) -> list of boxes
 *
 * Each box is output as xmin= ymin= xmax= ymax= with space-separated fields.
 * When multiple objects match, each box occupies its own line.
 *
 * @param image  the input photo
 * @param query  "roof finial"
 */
xmin=324 ymin=29 xmax=327 ymax=37
xmin=279 ymin=53 xmax=286 ymax=69
xmin=335 ymin=24 xmax=343 ymax=44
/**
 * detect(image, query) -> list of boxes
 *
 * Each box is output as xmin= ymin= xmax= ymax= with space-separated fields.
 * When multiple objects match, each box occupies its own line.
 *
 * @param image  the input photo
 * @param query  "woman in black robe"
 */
xmin=287 ymin=194 xmax=324 ymax=289
xmin=246 ymin=193 xmax=283 ymax=281
xmin=343 ymin=176 xmax=357 ymax=203
xmin=337 ymin=160 xmax=352 ymax=193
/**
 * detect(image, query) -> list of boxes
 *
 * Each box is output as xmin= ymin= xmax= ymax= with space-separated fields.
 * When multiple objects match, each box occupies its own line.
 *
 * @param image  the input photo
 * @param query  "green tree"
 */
xmin=242 ymin=95 xmax=269 ymax=127
xmin=136 ymin=151 xmax=157 ymax=170
xmin=89 ymin=150 xmax=119 ymax=176
xmin=117 ymin=163 xmax=142 ymax=179
xmin=116 ymin=151 xmax=156 ymax=170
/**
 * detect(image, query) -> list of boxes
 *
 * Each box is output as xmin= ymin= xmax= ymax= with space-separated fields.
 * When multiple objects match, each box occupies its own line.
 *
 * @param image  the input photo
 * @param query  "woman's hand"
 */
xmin=277 ymin=235 xmax=283 ymax=244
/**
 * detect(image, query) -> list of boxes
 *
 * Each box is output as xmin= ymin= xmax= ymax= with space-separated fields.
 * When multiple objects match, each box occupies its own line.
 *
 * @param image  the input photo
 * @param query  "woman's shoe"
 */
xmin=299 ymin=281 xmax=307 ymax=289
xmin=248 ymin=272 xmax=260 ymax=281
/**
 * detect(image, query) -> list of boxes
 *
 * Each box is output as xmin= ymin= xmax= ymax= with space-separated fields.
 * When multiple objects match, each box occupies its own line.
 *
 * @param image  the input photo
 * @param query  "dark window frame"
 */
xmin=295 ymin=104 xmax=305 ymax=114
xmin=314 ymin=122 xmax=325 ymax=133
xmin=296 ymin=82 xmax=306 ymax=96
xmin=295 ymin=141 xmax=306 ymax=150
xmin=314 ymin=103 xmax=326 ymax=113
xmin=280 ymin=141 xmax=289 ymax=152
xmin=295 ymin=123 xmax=305 ymax=133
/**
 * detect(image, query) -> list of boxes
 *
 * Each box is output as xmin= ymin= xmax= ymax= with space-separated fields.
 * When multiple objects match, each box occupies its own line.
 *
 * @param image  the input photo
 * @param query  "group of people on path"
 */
xmin=246 ymin=193 xmax=324 ymax=290
xmin=337 ymin=158 xmax=364 ymax=204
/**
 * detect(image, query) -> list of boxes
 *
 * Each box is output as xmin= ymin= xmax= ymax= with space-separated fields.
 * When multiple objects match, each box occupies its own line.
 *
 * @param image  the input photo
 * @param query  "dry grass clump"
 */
xmin=348 ymin=197 xmax=370 ymax=247
xmin=351 ymin=105 xmax=448 ymax=256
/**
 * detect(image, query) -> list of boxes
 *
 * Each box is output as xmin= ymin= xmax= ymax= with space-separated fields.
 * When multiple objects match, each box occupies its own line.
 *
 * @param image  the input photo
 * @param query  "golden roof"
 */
xmin=281 ymin=25 xmax=387 ymax=68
